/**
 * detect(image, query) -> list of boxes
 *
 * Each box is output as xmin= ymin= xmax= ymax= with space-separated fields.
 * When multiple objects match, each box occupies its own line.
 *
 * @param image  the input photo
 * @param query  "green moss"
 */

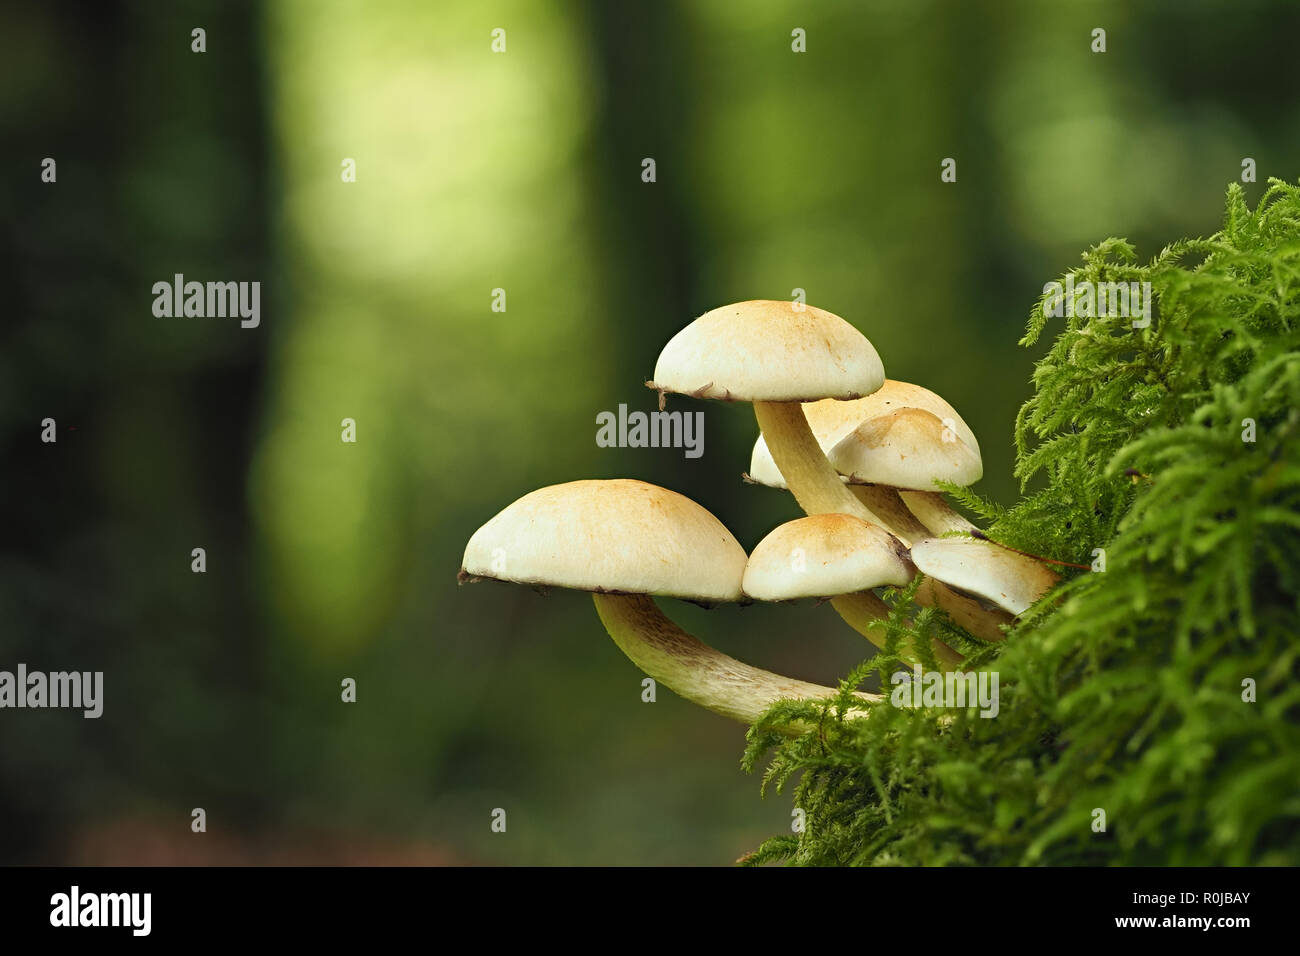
xmin=742 ymin=179 xmax=1300 ymax=866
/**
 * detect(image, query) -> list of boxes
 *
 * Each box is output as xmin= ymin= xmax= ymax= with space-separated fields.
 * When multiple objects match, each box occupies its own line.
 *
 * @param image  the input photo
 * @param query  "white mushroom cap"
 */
xmin=650 ymin=300 xmax=884 ymax=403
xmin=909 ymin=537 xmax=1058 ymax=616
xmin=748 ymin=380 xmax=980 ymax=488
xmin=743 ymin=514 xmax=913 ymax=601
xmin=461 ymin=479 xmax=747 ymax=603
xmin=827 ymin=408 xmax=983 ymax=490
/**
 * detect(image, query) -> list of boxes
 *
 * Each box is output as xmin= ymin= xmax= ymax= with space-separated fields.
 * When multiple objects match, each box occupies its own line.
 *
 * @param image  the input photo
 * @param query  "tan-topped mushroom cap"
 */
xmin=910 ymin=537 xmax=1058 ymax=616
xmin=461 ymin=479 xmax=747 ymax=603
xmin=650 ymin=300 xmax=884 ymax=403
xmin=748 ymin=380 xmax=980 ymax=488
xmin=743 ymin=514 xmax=913 ymax=601
xmin=828 ymin=407 xmax=983 ymax=490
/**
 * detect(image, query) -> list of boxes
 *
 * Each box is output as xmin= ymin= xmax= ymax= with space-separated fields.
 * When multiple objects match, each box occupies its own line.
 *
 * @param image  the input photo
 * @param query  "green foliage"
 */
xmin=742 ymin=180 xmax=1300 ymax=866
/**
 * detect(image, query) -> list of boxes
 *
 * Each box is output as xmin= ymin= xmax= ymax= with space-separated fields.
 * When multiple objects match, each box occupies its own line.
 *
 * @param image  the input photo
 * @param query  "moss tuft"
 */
xmin=744 ymin=180 xmax=1300 ymax=866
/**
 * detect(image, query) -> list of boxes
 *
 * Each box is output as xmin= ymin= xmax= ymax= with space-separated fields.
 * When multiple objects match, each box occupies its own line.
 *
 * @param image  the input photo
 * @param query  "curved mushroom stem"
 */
xmin=753 ymin=401 xmax=883 ymax=524
xmin=899 ymin=490 xmax=980 ymax=536
xmin=831 ymin=591 xmax=964 ymax=670
xmin=593 ymin=592 xmax=875 ymax=730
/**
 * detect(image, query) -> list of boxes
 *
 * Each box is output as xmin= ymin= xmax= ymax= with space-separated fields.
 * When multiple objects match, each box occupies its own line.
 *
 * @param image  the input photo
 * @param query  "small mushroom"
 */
xmin=748 ymin=380 xmax=981 ymax=542
xmin=749 ymin=380 xmax=981 ymax=486
xmin=827 ymin=407 xmax=982 ymax=508
xmin=460 ymin=479 xmax=876 ymax=727
xmin=910 ymin=537 xmax=1060 ymax=617
xmin=743 ymin=514 xmax=962 ymax=669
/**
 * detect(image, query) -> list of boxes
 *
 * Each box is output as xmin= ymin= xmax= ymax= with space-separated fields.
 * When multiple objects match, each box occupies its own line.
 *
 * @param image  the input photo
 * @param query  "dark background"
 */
xmin=2 ymin=0 xmax=1297 ymax=864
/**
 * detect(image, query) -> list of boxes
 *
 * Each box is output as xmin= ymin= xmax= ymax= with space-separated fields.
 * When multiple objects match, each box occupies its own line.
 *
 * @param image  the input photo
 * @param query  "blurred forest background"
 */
xmin=2 ymin=0 xmax=1297 ymax=864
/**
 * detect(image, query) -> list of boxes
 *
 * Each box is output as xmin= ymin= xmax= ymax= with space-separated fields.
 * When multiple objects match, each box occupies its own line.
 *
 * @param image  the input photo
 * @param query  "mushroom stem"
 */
xmin=753 ymin=401 xmax=883 ymax=524
xmin=593 ymin=592 xmax=875 ymax=729
xmin=849 ymin=486 xmax=931 ymax=545
xmin=914 ymin=578 xmax=1014 ymax=641
xmin=830 ymin=591 xmax=964 ymax=670
xmin=898 ymin=490 xmax=980 ymax=537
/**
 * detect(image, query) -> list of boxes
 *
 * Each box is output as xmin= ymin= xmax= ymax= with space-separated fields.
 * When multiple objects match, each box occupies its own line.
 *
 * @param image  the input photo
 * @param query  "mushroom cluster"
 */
xmin=459 ymin=300 xmax=1058 ymax=731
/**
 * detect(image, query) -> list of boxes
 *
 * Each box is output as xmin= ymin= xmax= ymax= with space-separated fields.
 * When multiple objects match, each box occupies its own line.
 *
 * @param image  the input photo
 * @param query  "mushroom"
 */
xmin=833 ymin=409 xmax=983 ymax=540
xmin=459 ymin=479 xmax=876 ymax=727
xmin=827 ymin=407 xmax=982 ymax=512
xmin=909 ymin=537 xmax=1059 ymax=617
xmin=748 ymin=380 xmax=981 ymax=482
xmin=748 ymin=380 xmax=981 ymax=540
xmin=649 ymin=300 xmax=888 ymax=525
xmin=743 ymin=514 xmax=963 ymax=669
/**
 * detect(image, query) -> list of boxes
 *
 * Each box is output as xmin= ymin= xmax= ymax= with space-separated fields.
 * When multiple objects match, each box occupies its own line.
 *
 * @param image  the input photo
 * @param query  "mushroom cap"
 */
xmin=909 ymin=537 xmax=1057 ymax=616
xmin=650 ymin=300 xmax=884 ymax=403
xmin=748 ymin=380 xmax=979 ymax=488
xmin=461 ymin=479 xmax=747 ymax=603
xmin=743 ymin=514 xmax=913 ymax=601
xmin=827 ymin=408 xmax=983 ymax=490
